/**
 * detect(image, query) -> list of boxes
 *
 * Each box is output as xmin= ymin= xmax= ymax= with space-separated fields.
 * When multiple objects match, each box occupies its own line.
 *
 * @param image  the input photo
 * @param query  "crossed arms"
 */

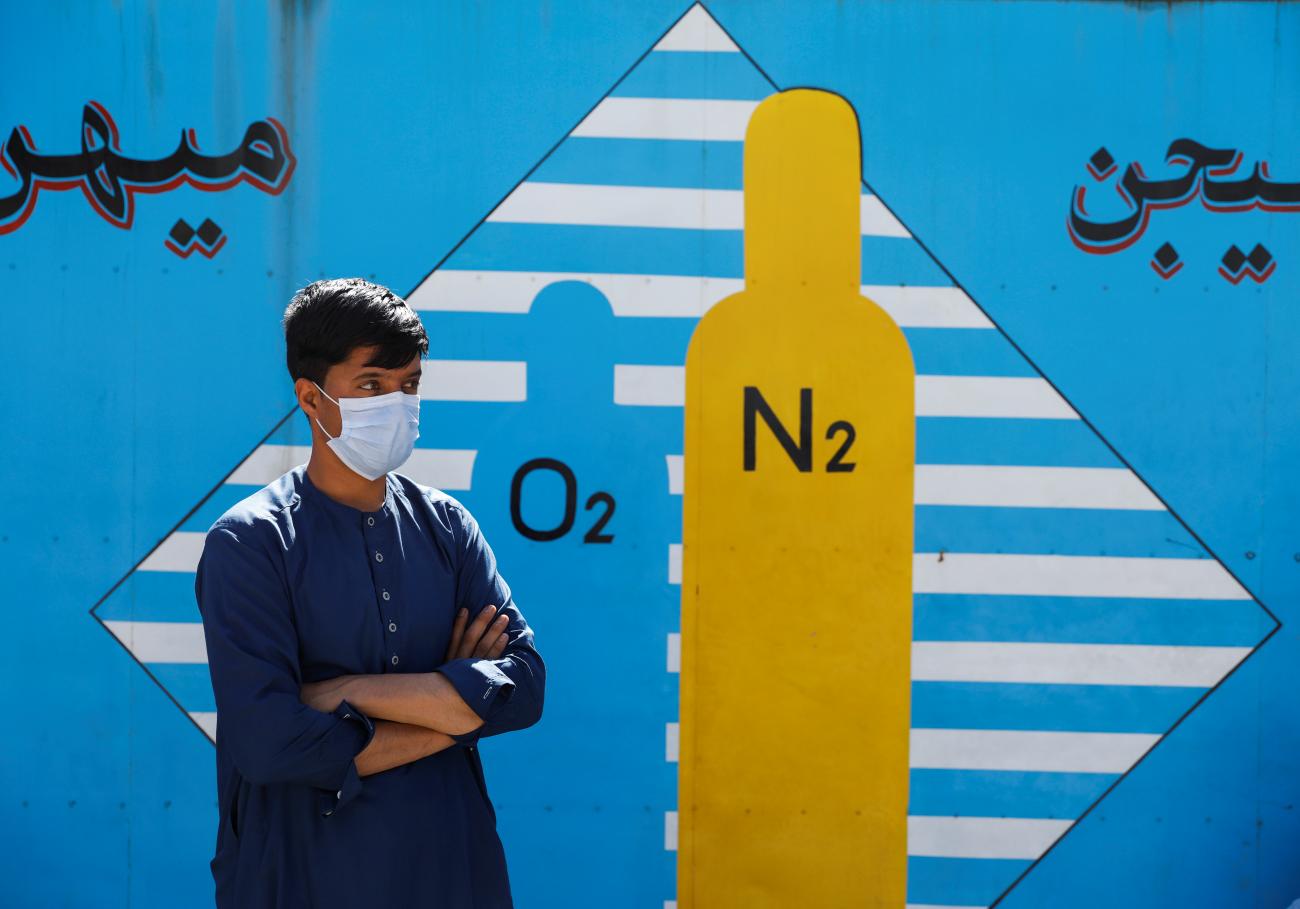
xmin=299 ymin=605 xmax=513 ymax=777
xmin=195 ymin=505 xmax=544 ymax=816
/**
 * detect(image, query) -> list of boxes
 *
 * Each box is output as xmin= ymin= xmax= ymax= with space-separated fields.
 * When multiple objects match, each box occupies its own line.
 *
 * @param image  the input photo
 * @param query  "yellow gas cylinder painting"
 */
xmin=678 ymin=89 xmax=915 ymax=907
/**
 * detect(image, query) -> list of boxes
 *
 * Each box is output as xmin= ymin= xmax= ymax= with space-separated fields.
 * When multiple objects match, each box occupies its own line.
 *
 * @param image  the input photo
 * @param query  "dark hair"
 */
xmin=283 ymin=278 xmax=429 ymax=385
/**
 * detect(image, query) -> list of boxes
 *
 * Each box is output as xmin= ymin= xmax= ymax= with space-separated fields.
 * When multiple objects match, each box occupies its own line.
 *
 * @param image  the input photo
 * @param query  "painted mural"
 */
xmin=3 ymin=2 xmax=1297 ymax=907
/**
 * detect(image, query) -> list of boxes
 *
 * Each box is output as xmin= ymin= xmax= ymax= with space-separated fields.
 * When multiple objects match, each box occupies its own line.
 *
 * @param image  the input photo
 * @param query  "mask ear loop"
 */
xmin=312 ymin=381 xmax=340 ymax=442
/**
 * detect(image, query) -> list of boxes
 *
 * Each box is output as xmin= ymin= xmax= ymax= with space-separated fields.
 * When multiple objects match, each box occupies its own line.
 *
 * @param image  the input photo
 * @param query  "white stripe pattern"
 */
xmin=190 ymin=711 xmax=217 ymax=738
xmin=668 ymin=544 xmax=682 ymax=584
xmin=613 ymin=366 xmax=1077 ymax=420
xmin=912 ymin=641 xmax=1250 ymax=687
xmin=225 ymin=445 xmax=477 ymax=491
xmin=421 ymin=359 xmax=526 ymax=402
xmin=104 ymin=620 xmax=207 ymax=663
xmin=653 ymin=6 xmax=738 ymax=52
xmin=915 ymin=464 xmax=1163 ymax=510
xmin=409 ymin=270 xmax=989 ymax=327
xmin=667 ymin=550 xmax=1245 ymax=599
xmin=666 ymin=458 xmax=1165 ymax=511
xmin=573 ymin=97 xmax=758 ymax=141
xmin=915 ymin=375 xmax=1077 ymax=420
xmin=487 ymin=182 xmax=909 ymax=237
xmin=907 ymin=816 xmax=1072 ymax=860
xmin=139 ymin=532 xmax=206 ymax=573
xmin=664 ymin=635 xmax=1245 ymax=687
xmin=663 ymin=808 xmax=1070 ymax=860
xmin=659 ymin=715 xmax=1154 ymax=773
xmin=914 ymin=552 xmax=1249 ymax=600
xmin=910 ymin=728 xmax=1158 ymax=773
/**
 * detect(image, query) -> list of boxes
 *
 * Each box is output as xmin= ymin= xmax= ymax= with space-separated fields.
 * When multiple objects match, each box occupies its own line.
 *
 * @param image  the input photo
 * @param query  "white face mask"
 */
xmin=312 ymin=381 xmax=421 ymax=481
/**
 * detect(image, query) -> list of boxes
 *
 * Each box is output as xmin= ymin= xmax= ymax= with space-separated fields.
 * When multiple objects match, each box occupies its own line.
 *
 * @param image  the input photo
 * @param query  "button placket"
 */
xmin=363 ymin=513 xmax=397 ymax=670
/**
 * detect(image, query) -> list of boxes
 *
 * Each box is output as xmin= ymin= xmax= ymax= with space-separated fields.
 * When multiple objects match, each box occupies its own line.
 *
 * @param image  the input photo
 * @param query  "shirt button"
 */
xmin=382 ymin=590 xmax=391 ymax=601
xmin=388 ymin=622 xmax=397 ymax=633
xmin=391 ymin=654 xmax=399 ymax=665
xmin=324 ymin=809 xmax=333 ymax=817
xmin=336 ymin=790 xmax=343 ymax=798
xmin=374 ymin=551 xmax=384 ymax=563
xmin=366 ymin=516 xmax=375 ymax=526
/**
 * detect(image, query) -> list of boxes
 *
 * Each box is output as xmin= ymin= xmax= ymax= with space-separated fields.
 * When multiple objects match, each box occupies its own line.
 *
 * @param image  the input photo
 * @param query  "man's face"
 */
xmin=302 ymin=344 xmax=423 ymax=439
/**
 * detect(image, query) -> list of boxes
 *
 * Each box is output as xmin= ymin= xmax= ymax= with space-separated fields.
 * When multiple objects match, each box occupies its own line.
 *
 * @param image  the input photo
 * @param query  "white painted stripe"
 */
xmin=862 ymin=285 xmax=992 ymax=329
xmin=397 ymin=449 xmax=477 ymax=491
xmin=490 ymin=182 xmax=743 ymax=231
xmin=661 ymin=549 xmax=1243 ymax=601
xmin=666 ymin=460 xmax=1159 ymax=511
xmin=104 ymin=620 xmax=207 ymax=663
xmin=907 ymin=815 xmax=1071 ymax=860
xmin=668 ymin=543 xmax=682 ymax=585
xmin=225 ymin=445 xmax=477 ymax=492
xmin=666 ymin=454 xmax=684 ymax=494
xmin=191 ymin=711 xmax=218 ymax=738
xmin=916 ymin=375 xmax=1078 ymax=419
xmin=572 ymin=97 xmax=758 ymax=141
xmin=665 ymin=810 xmax=678 ymax=851
xmin=666 ymin=722 xmax=680 ymax=762
xmin=914 ymin=552 xmax=1250 ymax=600
xmin=912 ymin=641 xmax=1250 ymax=687
xmin=422 ymin=359 xmax=525 ymax=402
xmin=487 ymin=182 xmax=908 ymax=237
xmin=138 ymin=532 xmax=206 ymax=573
xmin=667 ymin=633 xmax=681 ymax=673
xmin=915 ymin=465 xmax=1164 ymax=510
xmin=410 ymin=270 xmax=741 ymax=317
xmin=653 ymin=6 xmax=738 ymax=52
xmin=617 ymin=368 xmax=1078 ymax=421
xmin=225 ymin=445 xmax=311 ymax=485
xmin=861 ymin=196 xmax=910 ymax=238
xmin=910 ymin=728 xmax=1158 ymax=773
xmin=410 ymin=271 xmax=987 ymax=328
xmin=615 ymin=364 xmax=684 ymax=406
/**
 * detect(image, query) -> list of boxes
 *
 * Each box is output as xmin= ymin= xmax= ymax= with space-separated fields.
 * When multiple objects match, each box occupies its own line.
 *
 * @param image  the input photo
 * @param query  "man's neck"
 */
xmin=306 ymin=449 xmax=387 ymax=511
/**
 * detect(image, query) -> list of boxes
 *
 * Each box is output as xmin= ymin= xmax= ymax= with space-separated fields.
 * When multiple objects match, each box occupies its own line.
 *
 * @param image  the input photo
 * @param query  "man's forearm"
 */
xmin=354 ymin=718 xmax=456 ymax=776
xmin=340 ymin=671 xmax=483 ymax=736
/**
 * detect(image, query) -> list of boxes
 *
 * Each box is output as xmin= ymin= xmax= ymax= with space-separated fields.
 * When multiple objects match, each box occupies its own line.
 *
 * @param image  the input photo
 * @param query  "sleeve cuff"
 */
xmin=438 ymin=657 xmax=516 ymax=722
xmin=317 ymin=699 xmax=375 ymax=818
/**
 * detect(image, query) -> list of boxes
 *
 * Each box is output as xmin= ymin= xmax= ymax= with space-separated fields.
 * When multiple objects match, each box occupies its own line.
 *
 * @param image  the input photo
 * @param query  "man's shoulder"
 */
xmin=390 ymin=469 xmax=464 ymax=509
xmin=388 ymin=470 xmax=475 ymax=528
xmin=206 ymin=465 xmax=302 ymax=541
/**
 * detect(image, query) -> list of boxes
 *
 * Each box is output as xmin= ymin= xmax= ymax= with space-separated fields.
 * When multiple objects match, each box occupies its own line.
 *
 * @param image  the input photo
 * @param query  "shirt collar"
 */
xmin=297 ymin=463 xmax=396 ymax=523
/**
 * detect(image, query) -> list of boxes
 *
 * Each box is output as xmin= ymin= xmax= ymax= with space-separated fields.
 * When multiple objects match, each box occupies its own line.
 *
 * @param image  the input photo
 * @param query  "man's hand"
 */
xmin=301 ymin=675 xmax=355 ymax=713
xmin=444 ymin=604 xmax=510 ymax=663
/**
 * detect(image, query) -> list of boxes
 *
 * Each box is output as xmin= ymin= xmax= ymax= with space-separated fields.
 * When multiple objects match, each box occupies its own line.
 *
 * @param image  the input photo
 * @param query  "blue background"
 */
xmin=1 ymin=2 xmax=1297 ymax=906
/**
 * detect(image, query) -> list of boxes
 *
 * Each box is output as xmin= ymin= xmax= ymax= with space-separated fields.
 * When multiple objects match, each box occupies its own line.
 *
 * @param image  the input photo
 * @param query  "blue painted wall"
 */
xmin=1 ymin=2 xmax=1296 ymax=906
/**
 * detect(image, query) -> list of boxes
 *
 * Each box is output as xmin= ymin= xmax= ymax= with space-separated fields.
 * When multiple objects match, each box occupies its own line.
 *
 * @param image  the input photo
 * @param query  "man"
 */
xmin=195 ymin=277 xmax=544 ymax=908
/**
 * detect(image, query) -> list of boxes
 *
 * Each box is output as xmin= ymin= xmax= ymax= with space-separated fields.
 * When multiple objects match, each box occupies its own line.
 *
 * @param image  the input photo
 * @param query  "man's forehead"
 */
xmin=341 ymin=346 xmax=421 ymax=373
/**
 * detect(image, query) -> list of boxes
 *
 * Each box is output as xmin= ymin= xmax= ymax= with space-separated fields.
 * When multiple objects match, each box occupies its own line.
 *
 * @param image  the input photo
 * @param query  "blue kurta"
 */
xmin=194 ymin=463 xmax=544 ymax=908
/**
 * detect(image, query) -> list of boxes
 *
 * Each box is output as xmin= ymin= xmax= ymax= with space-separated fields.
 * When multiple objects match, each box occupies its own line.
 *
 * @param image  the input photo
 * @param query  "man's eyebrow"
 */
xmin=354 ymin=366 xmax=423 ymax=378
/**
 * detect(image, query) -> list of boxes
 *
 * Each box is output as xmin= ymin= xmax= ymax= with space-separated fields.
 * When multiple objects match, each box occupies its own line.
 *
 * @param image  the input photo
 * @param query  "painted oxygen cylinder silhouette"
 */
xmin=678 ymin=89 xmax=915 ymax=907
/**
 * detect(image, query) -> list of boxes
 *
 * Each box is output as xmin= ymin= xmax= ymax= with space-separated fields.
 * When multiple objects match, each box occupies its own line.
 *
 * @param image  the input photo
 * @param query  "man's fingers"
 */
xmin=488 ymin=631 xmax=508 ymax=659
xmin=474 ymin=614 xmax=510 ymax=658
xmin=444 ymin=607 xmax=469 ymax=661
xmin=457 ymin=604 xmax=498 ymax=659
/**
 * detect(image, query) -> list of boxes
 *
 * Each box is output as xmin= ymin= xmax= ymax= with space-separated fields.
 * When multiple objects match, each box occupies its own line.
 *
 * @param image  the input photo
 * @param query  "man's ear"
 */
xmin=296 ymin=377 xmax=322 ymax=421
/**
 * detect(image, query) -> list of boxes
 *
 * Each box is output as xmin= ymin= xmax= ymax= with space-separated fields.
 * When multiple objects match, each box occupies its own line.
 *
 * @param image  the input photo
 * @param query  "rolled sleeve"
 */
xmin=442 ymin=501 xmax=545 ymax=744
xmin=316 ymin=699 xmax=376 ymax=817
xmin=196 ymin=522 xmax=378 ymax=815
